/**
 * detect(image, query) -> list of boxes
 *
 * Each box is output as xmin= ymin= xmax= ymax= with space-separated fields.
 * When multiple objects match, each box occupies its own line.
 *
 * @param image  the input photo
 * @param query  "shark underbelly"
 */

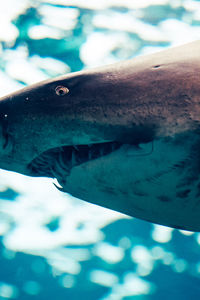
xmin=63 ymin=132 xmax=200 ymax=231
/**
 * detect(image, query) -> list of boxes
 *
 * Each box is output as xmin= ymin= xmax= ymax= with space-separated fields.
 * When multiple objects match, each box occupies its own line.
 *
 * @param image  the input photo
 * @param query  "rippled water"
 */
xmin=0 ymin=0 xmax=200 ymax=299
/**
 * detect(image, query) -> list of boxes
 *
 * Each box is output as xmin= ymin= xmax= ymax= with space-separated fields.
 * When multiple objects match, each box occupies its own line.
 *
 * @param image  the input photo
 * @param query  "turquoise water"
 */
xmin=0 ymin=0 xmax=200 ymax=299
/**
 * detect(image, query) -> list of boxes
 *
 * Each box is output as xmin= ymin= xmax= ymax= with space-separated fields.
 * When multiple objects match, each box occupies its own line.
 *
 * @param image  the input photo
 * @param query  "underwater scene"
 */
xmin=0 ymin=0 xmax=200 ymax=299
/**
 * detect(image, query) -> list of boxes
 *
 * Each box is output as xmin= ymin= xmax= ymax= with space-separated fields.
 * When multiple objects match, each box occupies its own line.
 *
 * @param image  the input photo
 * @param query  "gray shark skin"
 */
xmin=0 ymin=41 xmax=200 ymax=231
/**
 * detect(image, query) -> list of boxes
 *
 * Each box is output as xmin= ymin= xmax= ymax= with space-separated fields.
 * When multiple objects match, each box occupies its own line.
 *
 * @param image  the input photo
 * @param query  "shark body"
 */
xmin=0 ymin=41 xmax=200 ymax=231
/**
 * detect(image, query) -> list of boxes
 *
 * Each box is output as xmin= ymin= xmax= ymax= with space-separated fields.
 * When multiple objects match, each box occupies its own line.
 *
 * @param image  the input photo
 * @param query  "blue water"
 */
xmin=0 ymin=1 xmax=200 ymax=299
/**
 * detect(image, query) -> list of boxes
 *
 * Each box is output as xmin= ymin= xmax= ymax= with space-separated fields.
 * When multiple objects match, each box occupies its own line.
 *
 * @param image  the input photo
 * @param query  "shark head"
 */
xmin=0 ymin=64 xmax=157 ymax=177
xmin=0 ymin=41 xmax=200 ymax=231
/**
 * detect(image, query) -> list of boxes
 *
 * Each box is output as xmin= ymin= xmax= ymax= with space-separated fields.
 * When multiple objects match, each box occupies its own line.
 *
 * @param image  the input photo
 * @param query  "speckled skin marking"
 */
xmin=0 ymin=41 xmax=200 ymax=231
xmin=176 ymin=189 xmax=191 ymax=199
xmin=157 ymin=195 xmax=171 ymax=202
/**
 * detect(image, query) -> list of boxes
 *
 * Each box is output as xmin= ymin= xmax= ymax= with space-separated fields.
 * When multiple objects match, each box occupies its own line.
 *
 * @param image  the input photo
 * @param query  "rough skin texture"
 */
xmin=0 ymin=41 xmax=200 ymax=230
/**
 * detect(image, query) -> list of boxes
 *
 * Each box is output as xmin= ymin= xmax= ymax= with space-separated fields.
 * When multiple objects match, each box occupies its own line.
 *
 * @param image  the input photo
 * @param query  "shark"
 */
xmin=0 ymin=41 xmax=200 ymax=231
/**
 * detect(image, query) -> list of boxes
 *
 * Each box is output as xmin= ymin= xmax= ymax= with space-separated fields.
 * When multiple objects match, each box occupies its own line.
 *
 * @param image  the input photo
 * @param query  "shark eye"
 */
xmin=55 ymin=86 xmax=69 ymax=96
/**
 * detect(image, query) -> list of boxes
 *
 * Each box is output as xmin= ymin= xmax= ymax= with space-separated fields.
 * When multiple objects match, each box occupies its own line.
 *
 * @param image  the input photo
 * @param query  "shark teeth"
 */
xmin=28 ymin=141 xmax=122 ymax=182
xmin=73 ymin=145 xmax=79 ymax=151
xmin=71 ymin=150 xmax=76 ymax=165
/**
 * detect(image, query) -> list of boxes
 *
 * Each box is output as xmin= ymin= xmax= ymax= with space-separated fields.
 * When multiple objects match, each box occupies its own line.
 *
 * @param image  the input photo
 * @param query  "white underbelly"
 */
xmin=63 ymin=134 xmax=200 ymax=231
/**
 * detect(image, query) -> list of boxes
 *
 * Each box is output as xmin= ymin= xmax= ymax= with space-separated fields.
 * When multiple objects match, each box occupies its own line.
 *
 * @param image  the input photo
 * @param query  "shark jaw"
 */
xmin=28 ymin=141 xmax=123 ymax=186
xmin=28 ymin=130 xmax=200 ymax=232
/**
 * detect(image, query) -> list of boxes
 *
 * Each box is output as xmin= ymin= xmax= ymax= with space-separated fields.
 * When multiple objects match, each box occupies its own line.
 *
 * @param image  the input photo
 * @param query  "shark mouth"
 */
xmin=28 ymin=141 xmax=122 ymax=188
